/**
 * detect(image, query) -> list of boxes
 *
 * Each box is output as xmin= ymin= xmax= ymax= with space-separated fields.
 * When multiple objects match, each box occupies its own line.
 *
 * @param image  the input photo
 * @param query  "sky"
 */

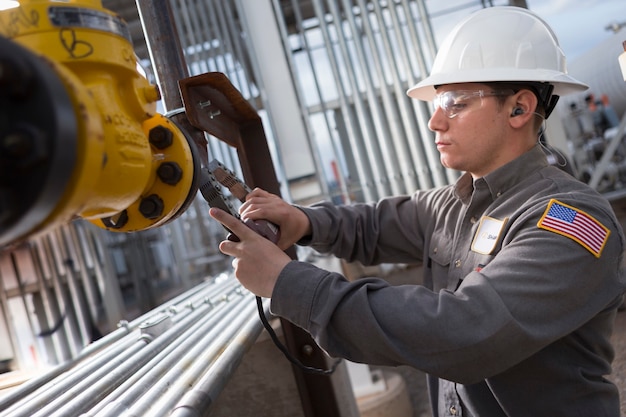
xmin=428 ymin=0 xmax=625 ymax=62
xmin=0 ymin=0 xmax=622 ymax=61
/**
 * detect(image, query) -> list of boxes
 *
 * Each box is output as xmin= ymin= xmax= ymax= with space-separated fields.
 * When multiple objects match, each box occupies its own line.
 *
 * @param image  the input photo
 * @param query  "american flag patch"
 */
xmin=537 ymin=199 xmax=610 ymax=258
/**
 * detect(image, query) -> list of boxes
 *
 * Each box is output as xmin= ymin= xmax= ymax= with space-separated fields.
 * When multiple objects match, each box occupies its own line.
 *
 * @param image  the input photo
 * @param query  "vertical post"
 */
xmin=135 ymin=3 xmax=352 ymax=416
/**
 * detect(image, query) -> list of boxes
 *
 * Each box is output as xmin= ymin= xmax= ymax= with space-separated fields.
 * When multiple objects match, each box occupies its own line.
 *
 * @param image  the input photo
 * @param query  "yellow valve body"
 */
xmin=0 ymin=0 xmax=197 ymax=242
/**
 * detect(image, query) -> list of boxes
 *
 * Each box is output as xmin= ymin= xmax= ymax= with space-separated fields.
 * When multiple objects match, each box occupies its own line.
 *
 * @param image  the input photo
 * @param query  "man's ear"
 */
xmin=508 ymin=90 xmax=538 ymax=128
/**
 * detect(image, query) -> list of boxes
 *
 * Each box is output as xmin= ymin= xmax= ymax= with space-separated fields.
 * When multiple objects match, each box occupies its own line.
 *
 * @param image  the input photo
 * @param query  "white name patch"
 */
xmin=471 ymin=216 xmax=508 ymax=255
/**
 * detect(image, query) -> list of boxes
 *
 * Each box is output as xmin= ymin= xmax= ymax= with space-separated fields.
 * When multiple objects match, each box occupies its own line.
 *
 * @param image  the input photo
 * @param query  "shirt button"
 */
xmin=433 ymin=247 xmax=438 ymax=254
xmin=450 ymin=405 xmax=458 ymax=415
xmin=454 ymin=259 xmax=461 ymax=268
xmin=470 ymin=216 xmax=478 ymax=224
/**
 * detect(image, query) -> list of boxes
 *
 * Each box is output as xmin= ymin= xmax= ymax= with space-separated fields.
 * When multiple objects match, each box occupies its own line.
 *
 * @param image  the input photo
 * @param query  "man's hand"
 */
xmin=239 ymin=188 xmax=312 ymax=250
xmin=209 ymin=207 xmax=291 ymax=298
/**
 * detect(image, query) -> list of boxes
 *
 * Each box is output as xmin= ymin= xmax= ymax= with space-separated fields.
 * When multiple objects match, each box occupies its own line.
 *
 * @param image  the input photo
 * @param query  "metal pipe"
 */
xmin=29 ymin=242 xmax=64 ymax=365
xmin=589 ymin=111 xmax=626 ymax=189
xmin=28 ymin=285 xmax=230 ymax=417
xmin=124 ymin=295 xmax=258 ymax=416
xmin=338 ymin=0 xmax=397 ymax=197
xmin=0 ymin=253 xmax=22 ymax=372
xmin=357 ymin=0 xmax=418 ymax=194
xmin=39 ymin=235 xmax=78 ymax=358
xmin=55 ymin=227 xmax=92 ymax=348
xmin=313 ymin=0 xmax=382 ymax=201
xmin=89 ymin=293 xmax=248 ymax=416
xmin=53 ymin=289 xmax=248 ymax=417
xmin=374 ymin=0 xmax=431 ymax=191
xmin=169 ymin=300 xmax=267 ymax=417
xmin=0 ymin=278 xmax=222 ymax=414
xmin=400 ymin=0 xmax=450 ymax=187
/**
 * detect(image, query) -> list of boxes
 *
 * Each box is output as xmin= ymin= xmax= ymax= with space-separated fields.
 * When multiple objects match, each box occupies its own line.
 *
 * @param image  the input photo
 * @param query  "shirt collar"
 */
xmin=454 ymin=144 xmax=549 ymax=203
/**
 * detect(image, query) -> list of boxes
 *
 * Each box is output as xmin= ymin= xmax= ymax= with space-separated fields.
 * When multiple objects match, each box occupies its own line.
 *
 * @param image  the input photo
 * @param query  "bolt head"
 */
xmin=157 ymin=162 xmax=183 ymax=185
xmin=148 ymin=125 xmax=173 ymax=149
xmin=139 ymin=194 xmax=164 ymax=219
xmin=101 ymin=210 xmax=129 ymax=229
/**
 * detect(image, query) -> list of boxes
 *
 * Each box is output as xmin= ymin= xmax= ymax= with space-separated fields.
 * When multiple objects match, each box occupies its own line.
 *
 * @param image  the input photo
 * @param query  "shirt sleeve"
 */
xmin=271 ymin=201 xmax=626 ymax=384
xmin=297 ymin=189 xmax=454 ymax=265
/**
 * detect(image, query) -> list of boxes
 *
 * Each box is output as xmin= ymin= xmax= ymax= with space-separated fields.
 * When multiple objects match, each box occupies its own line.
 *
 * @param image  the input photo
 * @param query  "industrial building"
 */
xmin=0 ymin=0 xmax=625 ymax=416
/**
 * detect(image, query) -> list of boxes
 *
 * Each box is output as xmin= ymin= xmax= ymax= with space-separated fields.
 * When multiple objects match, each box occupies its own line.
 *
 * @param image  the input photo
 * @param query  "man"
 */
xmin=210 ymin=6 xmax=626 ymax=417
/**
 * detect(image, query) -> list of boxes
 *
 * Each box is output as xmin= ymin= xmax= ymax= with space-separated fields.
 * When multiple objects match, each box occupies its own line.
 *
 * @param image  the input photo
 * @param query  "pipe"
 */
xmin=89 ymin=293 xmax=250 ymax=416
xmin=0 ymin=277 xmax=225 ymax=414
xmin=125 ymin=295 xmax=258 ymax=416
xmin=3 ymin=279 xmax=239 ymax=417
xmin=169 ymin=300 xmax=267 ymax=417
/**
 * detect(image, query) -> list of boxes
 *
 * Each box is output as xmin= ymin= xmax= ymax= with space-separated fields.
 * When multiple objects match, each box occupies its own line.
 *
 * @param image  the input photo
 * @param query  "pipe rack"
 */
xmin=0 ymin=274 xmax=265 ymax=417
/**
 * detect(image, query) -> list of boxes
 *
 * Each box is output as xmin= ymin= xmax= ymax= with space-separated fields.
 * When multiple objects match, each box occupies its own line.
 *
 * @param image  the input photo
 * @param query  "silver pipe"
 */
xmin=303 ymin=0 xmax=376 ymax=202
xmin=88 ymin=293 xmax=245 ymax=417
xmin=415 ymin=0 xmax=438 ymax=64
xmin=319 ymin=0 xmax=386 ymax=201
xmin=206 ymin=0 xmax=232 ymax=75
xmin=69 ymin=224 xmax=103 ymax=329
xmin=265 ymin=0 xmax=333 ymax=202
xmin=30 ymin=287 xmax=224 ymax=417
xmin=168 ymin=299 xmax=266 ymax=417
xmin=589 ymin=112 xmax=626 ymax=189
xmin=29 ymin=242 xmax=64 ymax=364
xmin=0 ymin=278 xmax=222 ymax=414
xmin=0 ymin=253 xmax=22 ymax=371
xmin=338 ymin=0 xmax=397 ymax=197
xmin=55 ymin=227 xmax=92 ymax=348
xmin=121 ymin=294 xmax=257 ymax=416
xmin=39 ymin=235 xmax=78 ymax=358
xmin=280 ymin=0 xmax=352 ymax=203
xmin=357 ymin=0 xmax=417 ymax=194
xmin=83 ymin=226 xmax=126 ymax=330
xmin=217 ymin=0 xmax=252 ymax=97
xmin=400 ymin=0 xmax=449 ymax=187
xmin=374 ymin=0 xmax=432 ymax=191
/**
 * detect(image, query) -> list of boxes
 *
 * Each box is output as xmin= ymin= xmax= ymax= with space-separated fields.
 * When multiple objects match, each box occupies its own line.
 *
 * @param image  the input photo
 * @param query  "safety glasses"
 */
xmin=433 ymin=90 xmax=514 ymax=118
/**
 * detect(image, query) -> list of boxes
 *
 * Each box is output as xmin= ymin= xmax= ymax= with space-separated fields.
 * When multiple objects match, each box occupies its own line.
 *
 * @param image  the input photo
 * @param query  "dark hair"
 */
xmin=484 ymin=81 xmax=559 ymax=119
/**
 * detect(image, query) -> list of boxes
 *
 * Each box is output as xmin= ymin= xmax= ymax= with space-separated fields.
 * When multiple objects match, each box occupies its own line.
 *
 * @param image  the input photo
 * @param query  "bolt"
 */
xmin=139 ymin=194 xmax=164 ymax=219
xmin=101 ymin=210 xmax=129 ymax=229
xmin=198 ymin=100 xmax=212 ymax=109
xmin=301 ymin=344 xmax=314 ymax=357
xmin=157 ymin=161 xmax=183 ymax=185
xmin=148 ymin=125 xmax=173 ymax=149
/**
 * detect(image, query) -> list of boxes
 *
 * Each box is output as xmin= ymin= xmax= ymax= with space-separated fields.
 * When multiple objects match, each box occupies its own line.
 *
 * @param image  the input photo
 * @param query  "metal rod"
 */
xmin=128 ymin=295 xmax=257 ymax=416
xmin=168 ymin=299 xmax=266 ymax=417
xmin=89 ymin=292 xmax=247 ymax=416
xmin=337 ymin=0 xmax=396 ymax=197
xmin=589 ymin=111 xmax=626 ymax=189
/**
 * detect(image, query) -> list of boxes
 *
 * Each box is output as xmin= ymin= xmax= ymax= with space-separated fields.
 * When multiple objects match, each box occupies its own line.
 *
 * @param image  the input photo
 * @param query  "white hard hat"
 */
xmin=407 ymin=6 xmax=588 ymax=101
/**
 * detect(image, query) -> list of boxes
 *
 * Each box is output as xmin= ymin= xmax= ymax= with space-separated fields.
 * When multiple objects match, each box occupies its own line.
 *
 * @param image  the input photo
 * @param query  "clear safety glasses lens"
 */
xmin=433 ymin=90 xmax=513 ymax=118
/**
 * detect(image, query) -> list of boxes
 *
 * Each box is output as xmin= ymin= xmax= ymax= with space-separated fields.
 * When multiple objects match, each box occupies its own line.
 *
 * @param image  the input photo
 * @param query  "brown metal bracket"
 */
xmin=179 ymin=72 xmax=343 ymax=417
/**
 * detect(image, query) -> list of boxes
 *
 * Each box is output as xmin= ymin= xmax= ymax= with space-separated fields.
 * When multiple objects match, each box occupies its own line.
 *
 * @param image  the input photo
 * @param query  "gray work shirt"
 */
xmin=270 ymin=145 xmax=626 ymax=416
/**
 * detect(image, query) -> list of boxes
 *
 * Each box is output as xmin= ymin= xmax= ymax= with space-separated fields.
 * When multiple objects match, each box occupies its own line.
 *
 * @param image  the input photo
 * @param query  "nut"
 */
xmin=148 ymin=125 xmax=173 ymax=149
xmin=101 ymin=210 xmax=129 ymax=229
xmin=157 ymin=161 xmax=183 ymax=185
xmin=139 ymin=194 xmax=164 ymax=219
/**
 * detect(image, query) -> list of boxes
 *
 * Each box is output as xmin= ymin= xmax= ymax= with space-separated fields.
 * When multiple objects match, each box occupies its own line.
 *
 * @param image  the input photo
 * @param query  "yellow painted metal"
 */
xmin=0 ymin=0 xmax=197 ymax=238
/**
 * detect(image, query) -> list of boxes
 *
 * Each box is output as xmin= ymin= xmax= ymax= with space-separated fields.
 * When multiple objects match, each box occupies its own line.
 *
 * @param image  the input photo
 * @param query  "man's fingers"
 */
xmin=209 ymin=208 xmax=254 ymax=240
